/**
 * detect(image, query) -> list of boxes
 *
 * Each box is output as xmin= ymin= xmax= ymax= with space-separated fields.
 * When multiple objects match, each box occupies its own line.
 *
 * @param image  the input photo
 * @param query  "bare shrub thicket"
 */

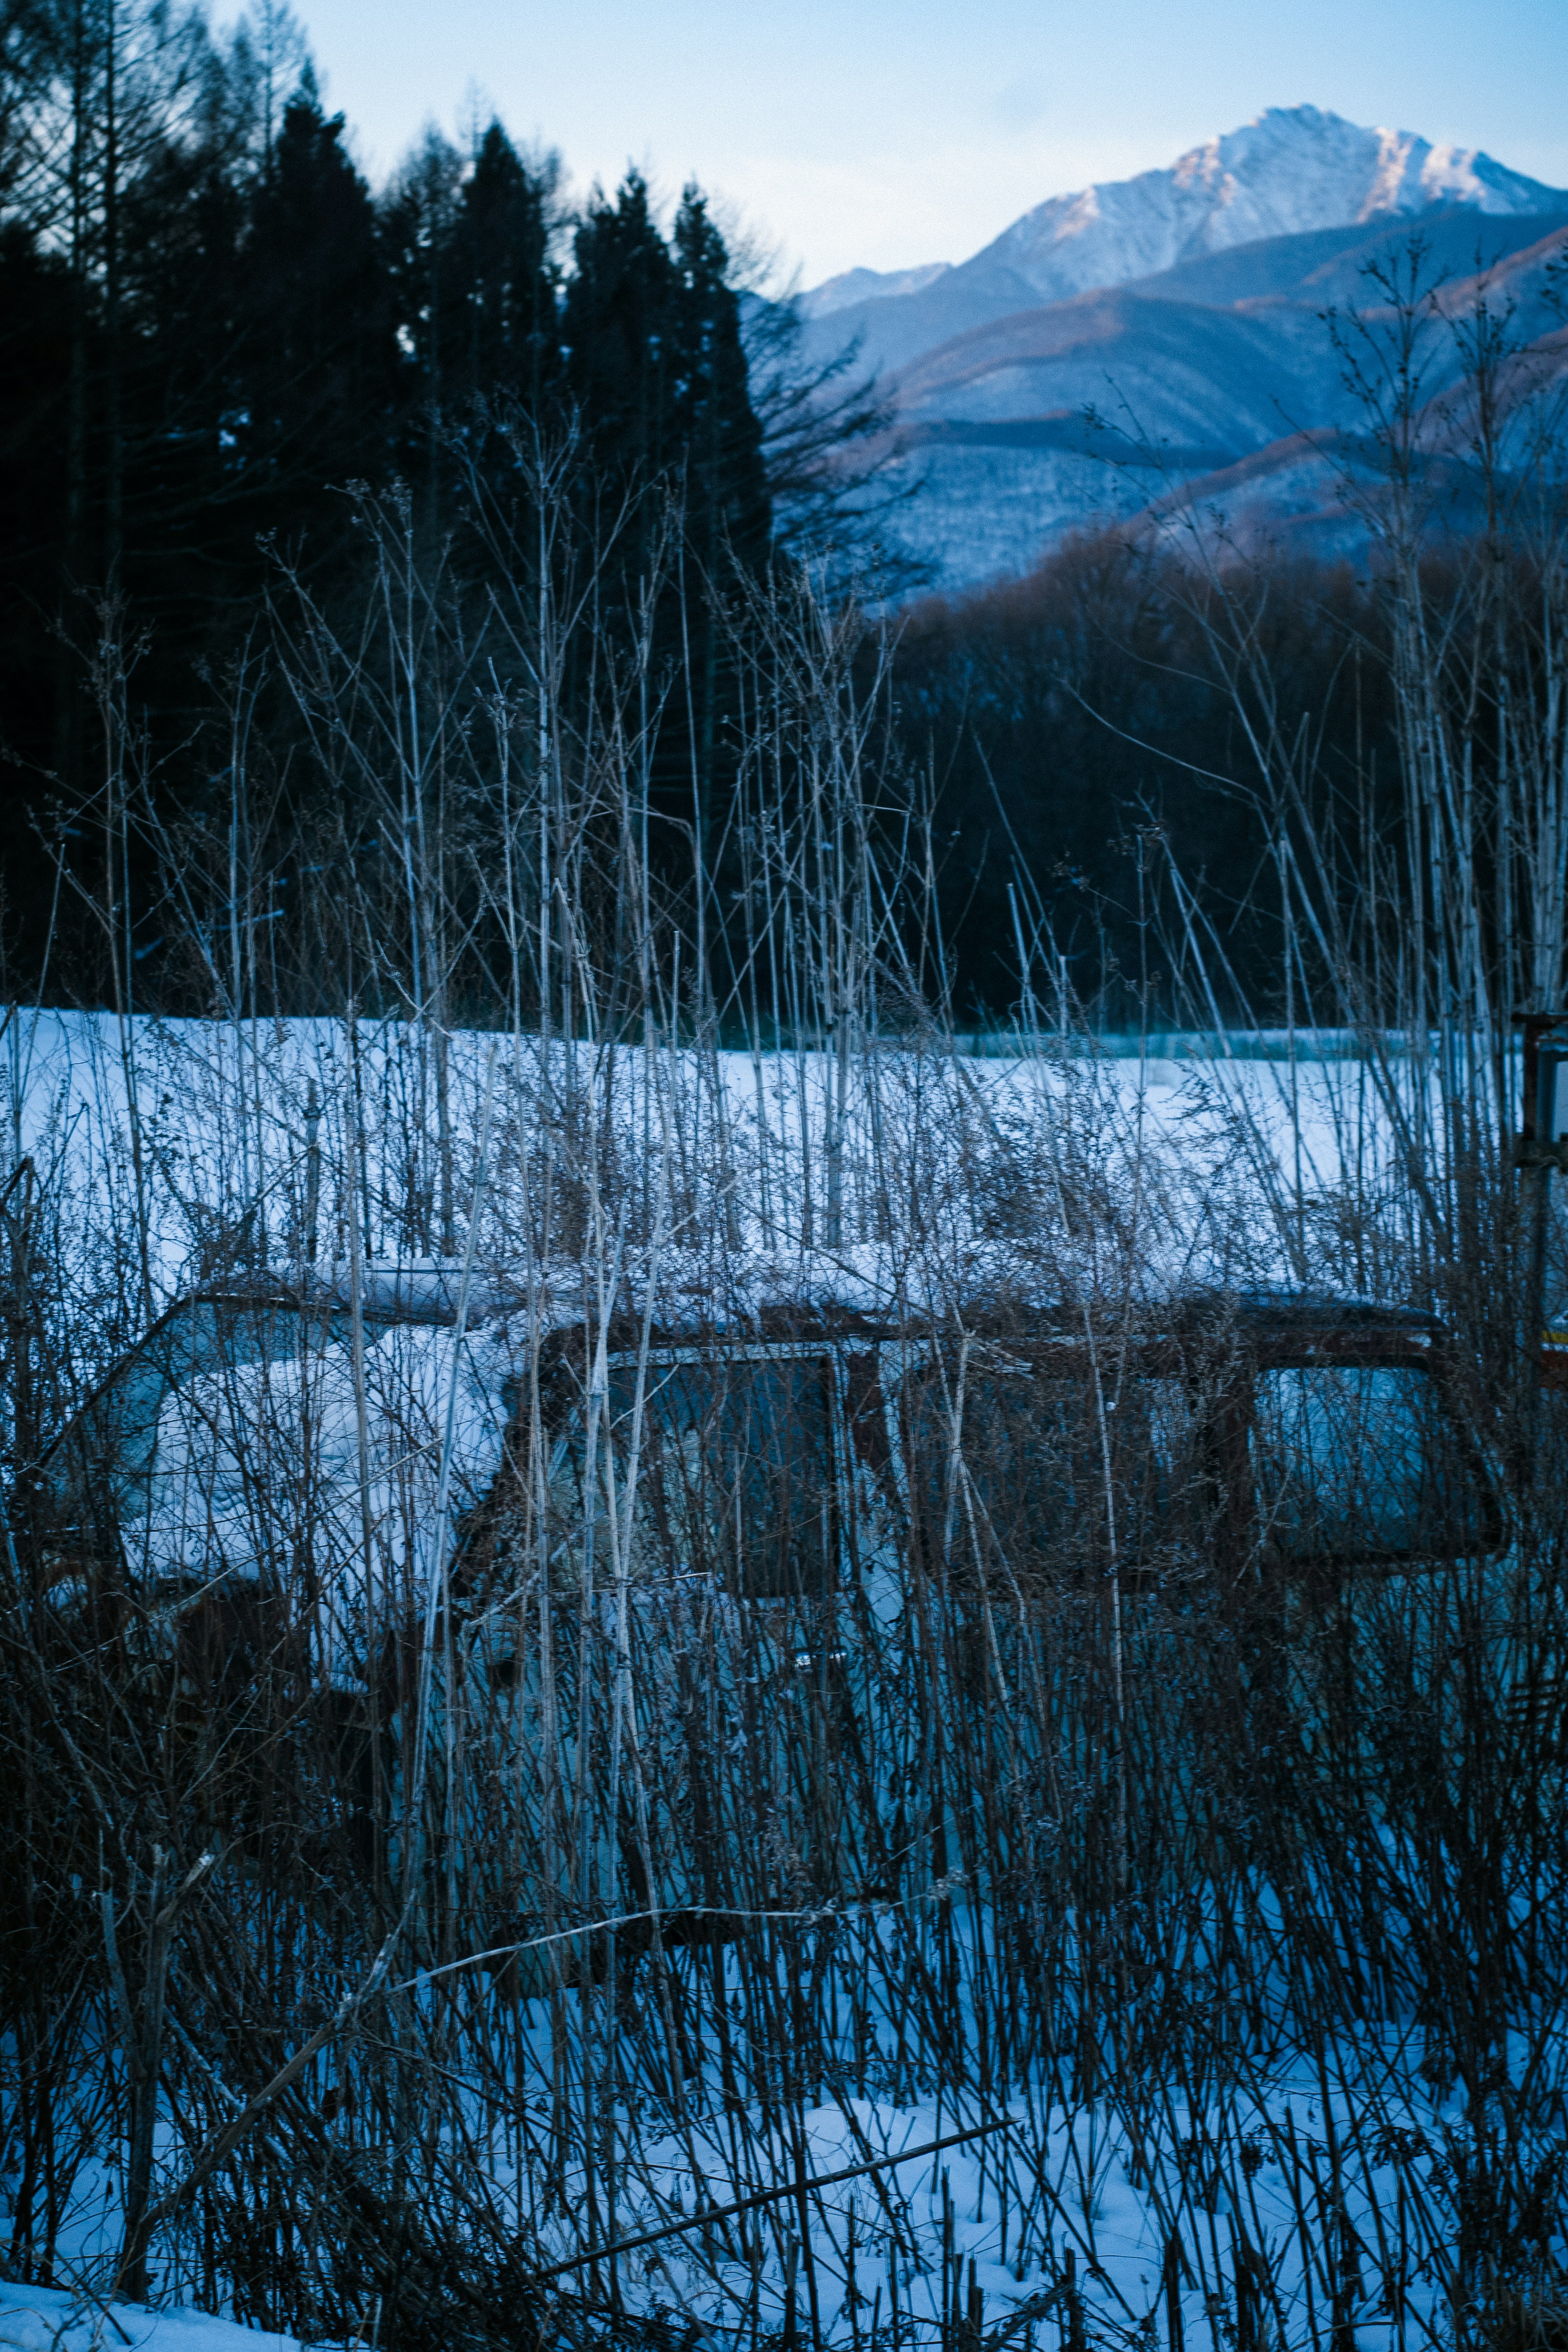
xmin=2 ymin=327 xmax=1568 ymax=2352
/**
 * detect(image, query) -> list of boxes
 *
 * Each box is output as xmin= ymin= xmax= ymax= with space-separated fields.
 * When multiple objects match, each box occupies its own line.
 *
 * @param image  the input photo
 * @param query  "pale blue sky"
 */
xmin=287 ymin=0 xmax=1568 ymax=287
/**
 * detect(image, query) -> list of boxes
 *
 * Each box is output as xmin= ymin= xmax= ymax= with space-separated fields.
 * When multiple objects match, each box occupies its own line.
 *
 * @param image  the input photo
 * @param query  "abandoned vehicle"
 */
xmin=28 ymin=1267 xmax=1505 ymax=1965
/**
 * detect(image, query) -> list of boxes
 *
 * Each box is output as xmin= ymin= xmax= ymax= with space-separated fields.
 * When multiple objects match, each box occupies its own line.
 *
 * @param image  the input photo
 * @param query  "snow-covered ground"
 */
xmin=521 ymin=2067 xmax=1470 ymax=2346
xmin=3 ymin=1005 xmax=1425 ymax=1317
xmin=0 ymin=2282 xmax=303 ymax=2352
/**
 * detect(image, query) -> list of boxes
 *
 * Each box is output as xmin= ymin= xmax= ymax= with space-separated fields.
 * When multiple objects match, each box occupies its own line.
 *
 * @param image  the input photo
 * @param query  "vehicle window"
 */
xmin=1249 ymin=1364 xmax=1491 ymax=1561
xmin=902 ymin=1365 xmax=1077 ymax=1577
xmin=898 ymin=1359 xmax=1202 ymax=1585
xmin=552 ymin=1354 xmax=837 ymax=1600
xmin=128 ymin=1317 xmax=501 ymax=1620
xmin=46 ymin=1298 xmax=339 ymax=1525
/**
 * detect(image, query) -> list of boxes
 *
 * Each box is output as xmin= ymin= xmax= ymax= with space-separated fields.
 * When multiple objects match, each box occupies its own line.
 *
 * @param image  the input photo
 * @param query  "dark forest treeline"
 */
xmin=2 ymin=0 xmax=1566 ymax=1028
xmin=0 ymin=0 xmax=802 ymax=993
xmin=0 ymin=0 xmax=772 ymax=644
xmin=885 ymin=537 xmax=1399 ymax=1025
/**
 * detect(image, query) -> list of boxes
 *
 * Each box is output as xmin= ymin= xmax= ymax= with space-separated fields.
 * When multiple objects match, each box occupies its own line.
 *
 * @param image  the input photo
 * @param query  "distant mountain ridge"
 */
xmin=803 ymin=107 xmax=1565 ymax=379
xmin=795 ymin=107 xmax=1568 ymax=592
xmin=801 ymin=261 xmax=951 ymax=319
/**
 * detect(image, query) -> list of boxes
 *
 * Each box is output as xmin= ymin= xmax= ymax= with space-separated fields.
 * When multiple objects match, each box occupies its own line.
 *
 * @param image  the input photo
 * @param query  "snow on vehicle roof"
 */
xmin=283 ymin=1252 xmax=1441 ymax=1344
xmin=263 ymin=1239 xmax=1071 ymax=1345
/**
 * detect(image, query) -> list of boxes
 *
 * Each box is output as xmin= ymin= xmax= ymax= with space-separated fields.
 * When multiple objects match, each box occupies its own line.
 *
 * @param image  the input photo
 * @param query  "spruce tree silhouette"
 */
xmin=670 ymin=184 xmax=770 ymax=581
xmin=446 ymin=123 xmax=559 ymax=416
xmin=237 ymin=87 xmax=399 ymax=530
xmin=562 ymin=169 xmax=678 ymax=502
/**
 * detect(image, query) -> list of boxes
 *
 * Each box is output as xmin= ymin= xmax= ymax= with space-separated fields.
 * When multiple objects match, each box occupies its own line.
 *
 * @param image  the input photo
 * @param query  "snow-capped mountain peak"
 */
xmin=798 ymin=108 xmax=1565 ymax=326
xmin=792 ymin=106 xmax=1568 ymax=600
xmin=976 ymin=106 xmax=1564 ymax=307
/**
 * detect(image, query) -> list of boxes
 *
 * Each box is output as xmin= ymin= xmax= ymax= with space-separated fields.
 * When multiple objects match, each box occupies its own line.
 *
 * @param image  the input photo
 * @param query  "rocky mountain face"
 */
xmin=798 ymin=108 xmax=1568 ymax=592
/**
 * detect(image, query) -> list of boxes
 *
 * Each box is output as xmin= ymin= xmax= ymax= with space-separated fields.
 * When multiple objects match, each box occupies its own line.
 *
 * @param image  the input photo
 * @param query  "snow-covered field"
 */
xmin=0 ymin=2282 xmax=303 ymax=2352
xmin=4 ymin=1005 xmax=1416 ymax=1315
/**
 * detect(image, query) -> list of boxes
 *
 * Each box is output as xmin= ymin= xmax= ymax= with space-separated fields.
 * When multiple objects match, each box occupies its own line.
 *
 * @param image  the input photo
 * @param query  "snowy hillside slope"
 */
xmin=1127 ymin=318 xmax=1568 ymax=564
xmin=885 ymin=212 xmax=1568 ymax=452
xmin=888 ymin=285 xmax=1340 ymax=444
xmin=869 ymin=217 xmax=1568 ymax=589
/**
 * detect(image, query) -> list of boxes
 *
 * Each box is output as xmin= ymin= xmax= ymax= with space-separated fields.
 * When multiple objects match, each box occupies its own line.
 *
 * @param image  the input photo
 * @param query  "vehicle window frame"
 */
xmin=867 ymin=1336 xmax=1215 ymax=1590
xmin=556 ymin=1338 xmax=854 ymax=1604
xmin=1241 ymin=1343 xmax=1503 ymax=1570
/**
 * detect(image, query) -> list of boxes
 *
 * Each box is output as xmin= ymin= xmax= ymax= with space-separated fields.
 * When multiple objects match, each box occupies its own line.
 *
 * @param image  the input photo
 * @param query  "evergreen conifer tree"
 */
xmin=445 ymin=122 xmax=558 ymax=414
xmin=560 ymin=172 xmax=771 ymax=910
xmin=236 ymin=86 xmax=400 ymax=519
xmin=561 ymin=169 xmax=679 ymax=495
xmin=670 ymin=184 xmax=769 ymax=578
